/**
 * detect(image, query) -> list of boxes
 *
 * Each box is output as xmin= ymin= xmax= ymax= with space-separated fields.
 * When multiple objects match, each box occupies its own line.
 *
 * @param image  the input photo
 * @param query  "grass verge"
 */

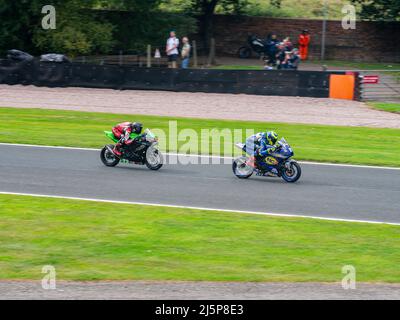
xmin=212 ymin=61 xmax=400 ymax=72
xmin=213 ymin=65 xmax=263 ymax=70
xmin=0 ymin=194 xmax=399 ymax=282
xmin=368 ymin=102 xmax=400 ymax=114
xmin=1 ymin=107 xmax=400 ymax=167
xmin=323 ymin=60 xmax=400 ymax=71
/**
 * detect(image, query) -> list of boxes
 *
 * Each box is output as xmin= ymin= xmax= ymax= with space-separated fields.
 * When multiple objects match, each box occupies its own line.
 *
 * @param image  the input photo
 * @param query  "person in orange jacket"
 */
xmin=298 ymin=29 xmax=311 ymax=60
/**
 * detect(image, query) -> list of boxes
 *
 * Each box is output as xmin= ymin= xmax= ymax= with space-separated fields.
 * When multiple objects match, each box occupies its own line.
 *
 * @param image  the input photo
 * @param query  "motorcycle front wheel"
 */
xmin=232 ymin=156 xmax=254 ymax=179
xmin=100 ymin=145 xmax=120 ymax=167
xmin=145 ymin=147 xmax=163 ymax=171
xmin=281 ymin=161 xmax=302 ymax=183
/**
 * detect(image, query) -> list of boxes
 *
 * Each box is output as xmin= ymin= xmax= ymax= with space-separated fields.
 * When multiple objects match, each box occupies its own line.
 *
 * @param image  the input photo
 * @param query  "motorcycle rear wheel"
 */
xmin=233 ymin=156 xmax=254 ymax=179
xmin=238 ymin=47 xmax=252 ymax=59
xmin=100 ymin=145 xmax=120 ymax=167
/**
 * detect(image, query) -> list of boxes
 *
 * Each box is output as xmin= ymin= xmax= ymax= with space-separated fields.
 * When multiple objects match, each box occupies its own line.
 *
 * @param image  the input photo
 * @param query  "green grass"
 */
xmin=368 ymin=102 xmax=400 ymax=114
xmin=213 ymin=65 xmax=263 ymax=70
xmin=0 ymin=194 xmax=399 ymax=282
xmin=323 ymin=60 xmax=400 ymax=71
xmin=1 ymin=107 xmax=400 ymax=167
xmin=213 ymin=61 xmax=400 ymax=71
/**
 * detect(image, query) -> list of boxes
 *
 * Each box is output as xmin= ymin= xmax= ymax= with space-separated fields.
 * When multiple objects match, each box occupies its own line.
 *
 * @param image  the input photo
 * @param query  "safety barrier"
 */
xmin=0 ymin=60 xmax=348 ymax=98
xmin=358 ymin=70 xmax=400 ymax=102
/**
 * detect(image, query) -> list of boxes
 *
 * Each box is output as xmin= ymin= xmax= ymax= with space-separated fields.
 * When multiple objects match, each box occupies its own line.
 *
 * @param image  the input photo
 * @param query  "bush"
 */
xmin=96 ymin=10 xmax=198 ymax=53
xmin=33 ymin=11 xmax=115 ymax=57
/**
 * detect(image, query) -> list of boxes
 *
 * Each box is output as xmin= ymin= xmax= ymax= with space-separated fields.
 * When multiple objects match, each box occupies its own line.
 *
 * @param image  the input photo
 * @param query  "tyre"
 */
xmin=281 ymin=161 xmax=302 ymax=183
xmin=232 ymin=156 xmax=254 ymax=179
xmin=145 ymin=147 xmax=163 ymax=171
xmin=100 ymin=145 xmax=120 ymax=167
xmin=238 ymin=47 xmax=251 ymax=59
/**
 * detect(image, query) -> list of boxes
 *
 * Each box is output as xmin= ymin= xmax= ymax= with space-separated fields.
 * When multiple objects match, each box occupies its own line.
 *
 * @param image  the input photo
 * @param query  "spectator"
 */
xmin=276 ymin=42 xmax=287 ymax=69
xmin=166 ymin=30 xmax=179 ymax=69
xmin=181 ymin=37 xmax=191 ymax=69
xmin=283 ymin=37 xmax=294 ymax=51
xmin=265 ymin=33 xmax=279 ymax=66
xmin=290 ymin=49 xmax=301 ymax=69
xmin=281 ymin=49 xmax=301 ymax=70
xmin=298 ymin=29 xmax=311 ymax=60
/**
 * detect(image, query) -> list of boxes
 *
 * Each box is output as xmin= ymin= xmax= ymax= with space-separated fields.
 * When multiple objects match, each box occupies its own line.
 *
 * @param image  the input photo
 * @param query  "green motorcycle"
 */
xmin=100 ymin=129 xmax=163 ymax=170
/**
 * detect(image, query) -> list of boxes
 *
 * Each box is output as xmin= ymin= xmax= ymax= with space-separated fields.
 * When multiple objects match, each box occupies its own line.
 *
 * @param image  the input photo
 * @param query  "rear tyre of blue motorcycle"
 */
xmin=100 ymin=145 xmax=120 ymax=167
xmin=281 ymin=161 xmax=301 ymax=183
xmin=232 ymin=157 xmax=254 ymax=179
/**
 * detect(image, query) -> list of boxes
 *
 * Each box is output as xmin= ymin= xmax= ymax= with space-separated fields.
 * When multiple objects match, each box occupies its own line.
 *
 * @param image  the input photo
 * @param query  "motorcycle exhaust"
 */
xmin=234 ymin=143 xmax=245 ymax=150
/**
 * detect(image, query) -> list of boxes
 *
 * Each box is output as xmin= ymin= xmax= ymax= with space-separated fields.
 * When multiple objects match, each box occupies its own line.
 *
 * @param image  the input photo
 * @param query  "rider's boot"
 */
xmin=246 ymin=156 xmax=257 ymax=168
xmin=265 ymin=168 xmax=279 ymax=177
xmin=113 ymin=143 xmax=122 ymax=157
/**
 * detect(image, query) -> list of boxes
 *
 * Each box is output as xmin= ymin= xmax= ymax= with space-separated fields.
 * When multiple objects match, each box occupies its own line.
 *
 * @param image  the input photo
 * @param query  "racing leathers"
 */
xmin=258 ymin=137 xmax=279 ymax=157
xmin=244 ymin=132 xmax=264 ymax=156
xmin=112 ymin=122 xmax=140 ymax=157
xmin=244 ymin=133 xmax=278 ymax=168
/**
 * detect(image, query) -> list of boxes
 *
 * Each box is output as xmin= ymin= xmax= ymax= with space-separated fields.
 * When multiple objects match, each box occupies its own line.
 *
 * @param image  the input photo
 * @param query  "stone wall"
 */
xmin=210 ymin=15 xmax=400 ymax=62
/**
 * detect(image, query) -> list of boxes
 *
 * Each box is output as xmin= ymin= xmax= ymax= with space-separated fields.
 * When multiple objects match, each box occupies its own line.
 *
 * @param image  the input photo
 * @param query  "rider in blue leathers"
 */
xmin=258 ymin=131 xmax=279 ymax=157
xmin=244 ymin=131 xmax=279 ymax=168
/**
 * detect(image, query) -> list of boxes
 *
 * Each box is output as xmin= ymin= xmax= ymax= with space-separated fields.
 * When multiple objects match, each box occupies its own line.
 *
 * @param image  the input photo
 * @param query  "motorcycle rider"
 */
xmin=243 ymin=131 xmax=264 ymax=155
xmin=246 ymin=131 xmax=279 ymax=168
xmin=112 ymin=122 xmax=143 ymax=157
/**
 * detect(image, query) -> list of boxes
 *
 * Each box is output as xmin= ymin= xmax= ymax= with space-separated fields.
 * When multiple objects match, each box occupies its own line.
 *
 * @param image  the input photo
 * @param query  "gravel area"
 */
xmin=1 ymin=281 xmax=399 ymax=300
xmin=1 ymin=85 xmax=399 ymax=128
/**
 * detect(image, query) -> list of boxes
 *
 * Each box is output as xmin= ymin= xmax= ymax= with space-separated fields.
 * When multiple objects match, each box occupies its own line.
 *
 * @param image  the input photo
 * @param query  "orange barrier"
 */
xmin=329 ymin=74 xmax=355 ymax=100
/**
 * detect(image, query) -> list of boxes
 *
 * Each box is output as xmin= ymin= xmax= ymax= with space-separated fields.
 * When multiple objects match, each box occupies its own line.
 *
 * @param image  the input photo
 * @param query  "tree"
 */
xmin=185 ymin=0 xmax=249 ymax=51
xmin=0 ymin=0 xmax=44 ymax=54
xmin=352 ymin=0 xmax=400 ymax=21
xmin=33 ymin=1 xmax=116 ymax=56
xmin=0 ymin=0 xmax=164 ymax=56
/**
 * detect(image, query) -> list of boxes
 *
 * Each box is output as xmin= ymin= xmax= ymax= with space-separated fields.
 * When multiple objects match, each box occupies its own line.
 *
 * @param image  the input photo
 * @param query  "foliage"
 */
xmin=0 ymin=0 xmax=116 ymax=56
xmin=0 ymin=0 xmax=195 ymax=56
xmin=33 ymin=6 xmax=115 ymax=56
xmin=352 ymin=0 xmax=400 ymax=21
xmin=97 ymin=10 xmax=198 ymax=53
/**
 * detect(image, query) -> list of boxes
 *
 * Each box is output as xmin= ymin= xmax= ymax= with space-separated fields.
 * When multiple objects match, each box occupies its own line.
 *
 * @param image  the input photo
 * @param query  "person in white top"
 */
xmin=166 ymin=30 xmax=179 ymax=69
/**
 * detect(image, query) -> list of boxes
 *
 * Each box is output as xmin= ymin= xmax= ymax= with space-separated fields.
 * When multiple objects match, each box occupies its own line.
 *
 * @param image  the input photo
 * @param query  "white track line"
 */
xmin=1 ymin=142 xmax=399 ymax=170
xmin=0 ymin=191 xmax=399 ymax=226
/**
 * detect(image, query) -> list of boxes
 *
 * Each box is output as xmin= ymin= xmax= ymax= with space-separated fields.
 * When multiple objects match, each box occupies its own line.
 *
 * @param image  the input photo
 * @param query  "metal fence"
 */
xmin=358 ymin=70 xmax=400 ymax=102
xmin=72 ymin=40 xmax=214 ymax=68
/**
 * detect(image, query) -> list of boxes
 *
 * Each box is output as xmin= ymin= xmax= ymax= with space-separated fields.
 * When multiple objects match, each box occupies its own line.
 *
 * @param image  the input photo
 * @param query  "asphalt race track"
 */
xmin=1 ymin=144 xmax=400 ymax=224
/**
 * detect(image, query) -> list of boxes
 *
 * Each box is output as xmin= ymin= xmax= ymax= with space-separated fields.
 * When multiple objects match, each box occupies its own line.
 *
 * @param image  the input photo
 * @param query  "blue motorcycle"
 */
xmin=232 ymin=138 xmax=302 ymax=183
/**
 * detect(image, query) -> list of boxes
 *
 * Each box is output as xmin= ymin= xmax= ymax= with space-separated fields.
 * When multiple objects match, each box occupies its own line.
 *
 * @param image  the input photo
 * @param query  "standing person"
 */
xmin=298 ymin=29 xmax=311 ymax=60
xmin=166 ymin=30 xmax=179 ymax=68
xmin=181 ymin=37 xmax=191 ymax=69
xmin=266 ymin=33 xmax=279 ymax=66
